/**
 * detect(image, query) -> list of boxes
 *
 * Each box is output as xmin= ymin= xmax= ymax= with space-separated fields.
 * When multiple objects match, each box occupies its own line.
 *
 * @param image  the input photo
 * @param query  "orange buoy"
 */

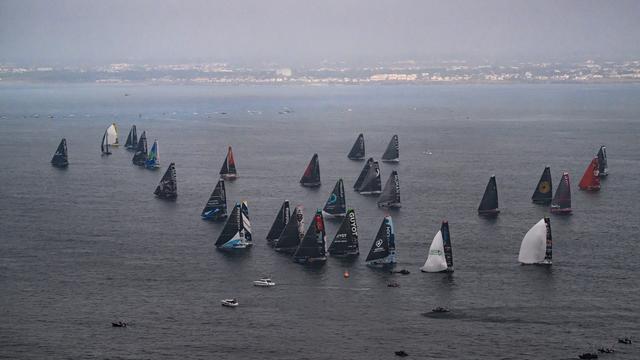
xmin=343 ymin=271 xmax=350 ymax=278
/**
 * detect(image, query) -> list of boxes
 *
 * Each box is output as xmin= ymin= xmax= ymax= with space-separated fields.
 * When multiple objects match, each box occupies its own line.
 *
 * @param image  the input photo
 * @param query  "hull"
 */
xmin=328 ymin=250 xmax=359 ymax=257
xmin=377 ymin=202 xmax=401 ymax=208
xmin=274 ymin=246 xmax=298 ymax=254
xmin=581 ymin=185 xmax=600 ymax=191
xmin=520 ymin=259 xmax=552 ymax=266
xmin=322 ymin=210 xmax=346 ymax=218
xmin=217 ymin=239 xmax=252 ymax=250
xmin=420 ymin=268 xmax=453 ymax=273
xmin=156 ymin=193 xmax=177 ymax=200
xmin=293 ymin=256 xmax=327 ymax=264
xmin=550 ymin=207 xmax=572 ymax=215
xmin=348 ymin=156 xmax=365 ymax=161
xmin=381 ymin=158 xmax=399 ymax=163
xmin=478 ymin=209 xmax=500 ymax=216
xmin=532 ymin=199 xmax=552 ymax=205
xmin=359 ymin=190 xmax=381 ymax=195
xmin=201 ymin=210 xmax=228 ymax=221
xmin=300 ymin=181 xmax=321 ymax=188
xmin=221 ymin=174 xmax=238 ymax=180
xmin=599 ymin=172 xmax=608 ymax=177
xmin=52 ymin=162 xmax=68 ymax=168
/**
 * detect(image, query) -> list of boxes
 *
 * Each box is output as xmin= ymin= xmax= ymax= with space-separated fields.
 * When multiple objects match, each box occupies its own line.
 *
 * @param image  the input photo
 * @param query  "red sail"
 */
xmin=227 ymin=146 xmax=235 ymax=167
xmin=578 ymin=157 xmax=600 ymax=191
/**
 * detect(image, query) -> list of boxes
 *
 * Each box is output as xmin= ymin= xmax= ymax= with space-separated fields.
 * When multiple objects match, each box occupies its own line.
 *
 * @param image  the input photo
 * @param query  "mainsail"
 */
xmin=532 ymin=166 xmax=553 ymax=204
xmin=215 ymin=203 xmax=251 ymax=249
xmin=478 ymin=175 xmax=499 ymax=216
xmin=51 ymin=138 xmax=69 ymax=168
xmin=124 ymin=125 xmax=137 ymax=150
xmin=300 ymin=153 xmax=321 ymax=187
xmin=132 ymin=131 xmax=148 ymax=166
xmin=220 ymin=146 xmax=238 ymax=179
xmin=323 ymin=179 xmax=346 ymax=216
xmin=328 ymin=209 xmax=359 ymax=257
xmin=578 ymin=158 xmax=600 ymax=191
xmin=551 ymin=172 xmax=572 ymax=214
xmin=381 ymin=134 xmax=399 ymax=162
xmin=353 ymin=157 xmax=374 ymax=190
xmin=101 ymin=127 xmax=112 ymax=155
xmin=420 ymin=221 xmax=453 ymax=273
xmin=154 ymin=162 xmax=177 ymax=199
xmin=377 ymin=170 xmax=401 ymax=208
xmin=357 ymin=160 xmax=381 ymax=195
xmin=201 ymin=179 xmax=228 ymax=221
xmin=105 ymin=123 xmax=119 ymax=146
xmin=365 ymin=215 xmax=396 ymax=267
xmin=293 ymin=209 xmax=327 ymax=264
xmin=348 ymin=133 xmax=365 ymax=160
xmin=518 ymin=217 xmax=552 ymax=265
xmin=274 ymin=205 xmax=305 ymax=254
xmin=597 ymin=145 xmax=608 ymax=177
xmin=145 ymin=139 xmax=160 ymax=169
xmin=266 ymin=200 xmax=290 ymax=243
xmin=241 ymin=201 xmax=252 ymax=244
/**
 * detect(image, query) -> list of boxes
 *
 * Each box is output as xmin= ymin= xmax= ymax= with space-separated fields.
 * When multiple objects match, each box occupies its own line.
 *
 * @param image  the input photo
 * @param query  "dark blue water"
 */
xmin=1 ymin=84 xmax=639 ymax=359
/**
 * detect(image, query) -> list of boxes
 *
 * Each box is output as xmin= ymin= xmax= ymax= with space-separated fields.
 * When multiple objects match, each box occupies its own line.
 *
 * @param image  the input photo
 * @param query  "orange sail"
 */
xmin=578 ymin=157 xmax=600 ymax=191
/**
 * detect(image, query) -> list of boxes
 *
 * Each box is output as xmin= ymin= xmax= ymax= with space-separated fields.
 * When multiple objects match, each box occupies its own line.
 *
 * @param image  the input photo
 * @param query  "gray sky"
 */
xmin=1 ymin=0 xmax=639 ymax=66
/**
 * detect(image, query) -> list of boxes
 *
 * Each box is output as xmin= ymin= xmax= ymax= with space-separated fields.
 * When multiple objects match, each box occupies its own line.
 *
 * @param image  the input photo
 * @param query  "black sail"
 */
xmin=154 ymin=162 xmax=177 ymax=199
xmin=101 ymin=130 xmax=111 ymax=155
xmin=241 ymin=201 xmax=252 ymax=244
xmin=353 ymin=157 xmax=374 ymax=190
xmin=441 ymin=221 xmax=454 ymax=271
xmin=132 ymin=131 xmax=148 ymax=166
xmin=358 ymin=161 xmax=381 ymax=194
xmin=300 ymin=153 xmax=321 ymax=187
xmin=328 ymin=209 xmax=359 ymax=256
xmin=220 ymin=146 xmax=238 ymax=178
xmin=597 ymin=145 xmax=608 ymax=176
xmin=531 ymin=166 xmax=553 ymax=204
xmin=215 ymin=203 xmax=242 ymax=248
xmin=365 ymin=215 xmax=394 ymax=263
xmin=323 ymin=179 xmax=346 ymax=216
xmin=381 ymin=134 xmax=399 ymax=161
xmin=275 ymin=206 xmax=304 ymax=253
xmin=551 ymin=172 xmax=572 ymax=214
xmin=51 ymin=138 xmax=69 ymax=167
xmin=544 ymin=217 xmax=552 ymax=263
xmin=267 ymin=200 xmax=290 ymax=242
xmin=293 ymin=210 xmax=327 ymax=263
xmin=377 ymin=170 xmax=401 ymax=207
xmin=125 ymin=125 xmax=137 ymax=149
xmin=348 ymin=133 xmax=365 ymax=160
xmin=478 ymin=175 xmax=499 ymax=215
xmin=201 ymin=179 xmax=227 ymax=221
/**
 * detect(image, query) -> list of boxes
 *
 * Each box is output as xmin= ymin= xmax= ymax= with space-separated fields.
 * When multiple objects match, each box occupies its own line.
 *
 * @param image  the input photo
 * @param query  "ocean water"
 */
xmin=0 ymin=83 xmax=639 ymax=359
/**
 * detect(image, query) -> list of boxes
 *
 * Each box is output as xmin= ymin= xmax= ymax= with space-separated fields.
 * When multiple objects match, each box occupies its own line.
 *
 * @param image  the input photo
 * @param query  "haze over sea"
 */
xmin=0 ymin=83 xmax=639 ymax=359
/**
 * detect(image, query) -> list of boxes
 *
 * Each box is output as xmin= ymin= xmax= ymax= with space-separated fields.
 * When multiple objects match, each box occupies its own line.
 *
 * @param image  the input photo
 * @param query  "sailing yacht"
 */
xmin=154 ymin=162 xmax=177 ymax=199
xmin=323 ymin=179 xmax=347 ymax=217
xmin=51 ymin=138 xmax=69 ymax=168
xmin=478 ymin=175 xmax=499 ymax=216
xmin=328 ymin=209 xmax=359 ymax=257
xmin=348 ymin=133 xmax=365 ymax=160
xmin=421 ymin=221 xmax=453 ymax=273
xmin=365 ymin=215 xmax=396 ymax=267
xmin=201 ymin=179 xmax=228 ymax=221
xmin=381 ymin=134 xmax=399 ymax=162
xmin=377 ymin=170 xmax=401 ymax=208
xmin=300 ymin=153 xmax=321 ymax=187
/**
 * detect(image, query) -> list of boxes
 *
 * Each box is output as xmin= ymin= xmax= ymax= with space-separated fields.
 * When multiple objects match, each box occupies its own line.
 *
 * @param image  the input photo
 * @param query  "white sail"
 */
xmin=518 ymin=218 xmax=547 ymax=264
xmin=106 ymin=123 xmax=119 ymax=146
xmin=421 ymin=230 xmax=448 ymax=272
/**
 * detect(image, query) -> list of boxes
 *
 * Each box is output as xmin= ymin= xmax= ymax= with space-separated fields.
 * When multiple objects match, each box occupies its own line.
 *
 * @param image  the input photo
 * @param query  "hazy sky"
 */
xmin=1 ymin=0 xmax=639 ymax=65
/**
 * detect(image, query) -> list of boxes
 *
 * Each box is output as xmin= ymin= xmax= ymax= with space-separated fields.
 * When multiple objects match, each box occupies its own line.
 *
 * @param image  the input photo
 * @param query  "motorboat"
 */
xmin=431 ymin=307 xmax=450 ymax=313
xmin=221 ymin=298 xmax=239 ymax=307
xmin=253 ymin=278 xmax=276 ymax=287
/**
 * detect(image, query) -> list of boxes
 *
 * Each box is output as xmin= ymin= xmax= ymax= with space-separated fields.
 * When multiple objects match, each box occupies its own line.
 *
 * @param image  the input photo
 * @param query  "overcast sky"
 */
xmin=1 ymin=0 xmax=639 ymax=66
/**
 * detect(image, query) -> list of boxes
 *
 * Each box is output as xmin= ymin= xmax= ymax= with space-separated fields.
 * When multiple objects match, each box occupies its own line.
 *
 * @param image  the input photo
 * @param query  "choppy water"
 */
xmin=1 ymin=84 xmax=639 ymax=359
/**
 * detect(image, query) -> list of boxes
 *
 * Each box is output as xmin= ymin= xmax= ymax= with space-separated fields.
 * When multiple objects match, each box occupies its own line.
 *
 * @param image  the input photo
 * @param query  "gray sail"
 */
xmin=124 ymin=125 xmax=137 ymax=149
xmin=348 ymin=133 xmax=365 ymax=160
xmin=357 ymin=161 xmax=381 ymax=195
xmin=365 ymin=215 xmax=396 ymax=266
xmin=267 ymin=200 xmax=290 ymax=242
xmin=381 ymin=134 xmax=399 ymax=162
xmin=478 ymin=175 xmax=499 ymax=216
xmin=201 ymin=179 xmax=227 ymax=221
xmin=275 ymin=206 xmax=304 ymax=254
xmin=132 ymin=131 xmax=148 ymax=166
xmin=293 ymin=209 xmax=327 ymax=264
xmin=154 ymin=162 xmax=177 ymax=199
xmin=328 ymin=209 xmax=359 ymax=256
xmin=377 ymin=170 xmax=401 ymax=208
xmin=51 ymin=138 xmax=69 ymax=167
xmin=323 ymin=179 xmax=346 ymax=216
xmin=353 ymin=157 xmax=374 ymax=190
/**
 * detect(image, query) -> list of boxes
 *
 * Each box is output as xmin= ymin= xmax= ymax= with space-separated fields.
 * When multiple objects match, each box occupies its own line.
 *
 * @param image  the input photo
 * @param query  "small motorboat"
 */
xmin=597 ymin=348 xmax=614 ymax=354
xmin=394 ymin=350 xmax=408 ymax=357
xmin=112 ymin=321 xmax=127 ymax=327
xmin=253 ymin=278 xmax=276 ymax=287
xmin=221 ymin=298 xmax=239 ymax=307
xmin=387 ymin=282 xmax=400 ymax=288
xmin=390 ymin=269 xmax=410 ymax=275
xmin=578 ymin=353 xmax=598 ymax=359
xmin=431 ymin=307 xmax=450 ymax=313
xmin=618 ymin=337 xmax=632 ymax=344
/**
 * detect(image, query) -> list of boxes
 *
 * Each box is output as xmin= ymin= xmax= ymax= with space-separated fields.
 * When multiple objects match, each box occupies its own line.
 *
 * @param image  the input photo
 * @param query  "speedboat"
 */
xmin=432 ymin=307 xmax=450 ymax=313
xmin=221 ymin=298 xmax=238 ymax=307
xmin=112 ymin=321 xmax=127 ymax=327
xmin=253 ymin=278 xmax=276 ymax=287
xmin=578 ymin=353 xmax=598 ymax=359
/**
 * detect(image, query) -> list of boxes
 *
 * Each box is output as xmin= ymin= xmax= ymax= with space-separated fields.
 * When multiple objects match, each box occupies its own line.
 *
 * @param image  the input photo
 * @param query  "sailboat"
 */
xmin=420 ymin=221 xmax=453 ymax=273
xmin=300 ymin=153 xmax=321 ymax=187
xmin=323 ymin=179 xmax=346 ymax=217
xmin=274 ymin=205 xmax=305 ymax=254
xmin=357 ymin=160 xmax=382 ymax=195
xmin=201 ymin=179 xmax=228 ymax=221
xmin=551 ymin=172 xmax=572 ymax=214
xmin=154 ymin=162 xmax=177 ymax=199
xmin=124 ymin=125 xmax=137 ymax=150
xmin=365 ymin=215 xmax=396 ymax=267
xmin=241 ymin=201 xmax=252 ymax=244
xmin=51 ymin=138 xmax=69 ymax=167
xmin=145 ymin=139 xmax=160 ymax=169
xmin=478 ymin=175 xmax=499 ymax=216
xmin=531 ymin=166 xmax=553 ymax=204
xmin=328 ymin=209 xmax=359 ymax=257
xmin=597 ymin=145 xmax=608 ymax=177
xmin=518 ymin=217 xmax=552 ymax=265
xmin=293 ymin=209 xmax=327 ymax=264
xmin=348 ymin=133 xmax=365 ymax=160
xmin=215 ymin=203 xmax=251 ymax=250
xmin=267 ymin=200 xmax=290 ymax=243
xmin=353 ymin=157 xmax=374 ymax=190
xmin=132 ymin=131 xmax=148 ymax=166
xmin=101 ymin=126 xmax=112 ymax=155
xmin=578 ymin=158 xmax=600 ymax=191
xmin=220 ymin=146 xmax=238 ymax=180
xmin=105 ymin=123 xmax=119 ymax=147
xmin=381 ymin=134 xmax=399 ymax=162
xmin=377 ymin=170 xmax=401 ymax=208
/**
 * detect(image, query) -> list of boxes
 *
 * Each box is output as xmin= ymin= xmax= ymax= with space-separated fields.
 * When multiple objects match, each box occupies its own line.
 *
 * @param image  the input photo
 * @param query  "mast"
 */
xmin=220 ymin=146 xmax=238 ymax=179
xmin=274 ymin=205 xmax=305 ymax=254
xmin=551 ymin=172 xmax=572 ymax=214
xmin=365 ymin=215 xmax=396 ymax=267
xmin=578 ymin=157 xmax=601 ymax=191
xmin=353 ymin=158 xmax=374 ymax=190
xmin=215 ymin=203 xmax=249 ymax=249
xmin=543 ymin=217 xmax=552 ymax=264
xmin=328 ymin=209 xmax=359 ymax=257
xmin=201 ymin=179 xmax=228 ymax=221
xmin=478 ymin=175 xmax=499 ymax=216
xmin=531 ymin=166 xmax=553 ymax=204
xmin=145 ymin=139 xmax=160 ymax=169
xmin=300 ymin=153 xmax=321 ymax=187
xmin=293 ymin=209 xmax=327 ymax=264
xmin=266 ymin=200 xmax=290 ymax=242
xmin=357 ymin=160 xmax=381 ymax=195
xmin=348 ymin=133 xmax=365 ymax=160
xmin=323 ymin=179 xmax=346 ymax=216
xmin=132 ymin=131 xmax=148 ymax=166
xmin=381 ymin=134 xmax=399 ymax=162
xmin=377 ymin=170 xmax=401 ymax=208
xmin=154 ymin=162 xmax=177 ymax=199
xmin=51 ymin=138 xmax=69 ymax=168
xmin=597 ymin=145 xmax=608 ymax=177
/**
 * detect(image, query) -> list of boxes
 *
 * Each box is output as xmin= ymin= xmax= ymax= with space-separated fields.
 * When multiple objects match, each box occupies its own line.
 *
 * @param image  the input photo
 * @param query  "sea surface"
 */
xmin=0 ymin=83 xmax=639 ymax=359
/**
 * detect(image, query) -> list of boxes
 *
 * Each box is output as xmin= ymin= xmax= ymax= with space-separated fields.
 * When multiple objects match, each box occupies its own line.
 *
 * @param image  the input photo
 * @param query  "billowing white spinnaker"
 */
xmin=518 ymin=218 xmax=547 ymax=264
xmin=421 ymin=230 xmax=447 ymax=272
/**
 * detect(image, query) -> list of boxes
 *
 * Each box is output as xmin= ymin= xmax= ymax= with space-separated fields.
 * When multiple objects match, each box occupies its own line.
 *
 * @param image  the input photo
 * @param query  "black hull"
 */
xmin=328 ymin=251 xmax=359 ymax=257
xmin=293 ymin=256 xmax=327 ymax=265
xmin=156 ymin=194 xmax=177 ymax=200
xmin=377 ymin=202 xmax=401 ymax=208
xmin=550 ymin=207 xmax=572 ymax=215
xmin=201 ymin=214 xmax=228 ymax=222
xmin=300 ymin=182 xmax=321 ymax=188
xmin=51 ymin=162 xmax=68 ymax=168
xmin=348 ymin=156 xmax=365 ymax=161
xmin=532 ymin=199 xmax=552 ymax=205
xmin=274 ymin=247 xmax=298 ymax=254
xmin=478 ymin=209 xmax=500 ymax=217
